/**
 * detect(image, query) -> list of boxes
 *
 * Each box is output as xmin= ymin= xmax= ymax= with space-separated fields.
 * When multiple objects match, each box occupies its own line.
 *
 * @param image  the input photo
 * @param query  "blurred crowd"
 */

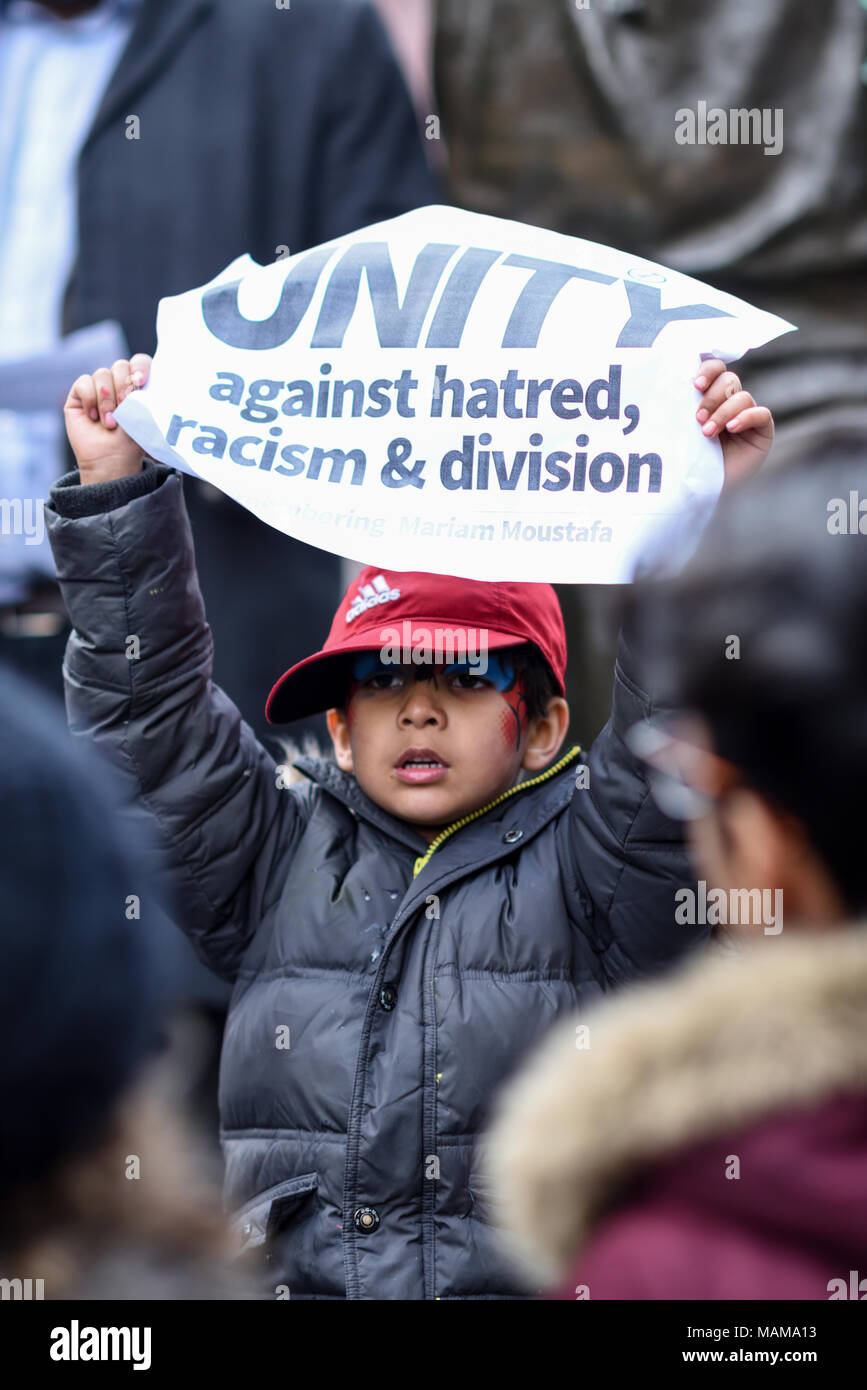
xmin=1 ymin=0 xmax=865 ymax=1302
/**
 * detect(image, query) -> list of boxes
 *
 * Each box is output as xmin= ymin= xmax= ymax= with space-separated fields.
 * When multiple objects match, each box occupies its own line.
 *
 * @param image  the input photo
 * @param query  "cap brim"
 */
xmin=265 ymin=627 xmax=535 ymax=725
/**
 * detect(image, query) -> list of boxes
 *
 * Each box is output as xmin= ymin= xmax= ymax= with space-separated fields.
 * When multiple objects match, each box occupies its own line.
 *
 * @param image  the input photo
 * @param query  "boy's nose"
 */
xmin=398 ymin=679 xmax=446 ymax=727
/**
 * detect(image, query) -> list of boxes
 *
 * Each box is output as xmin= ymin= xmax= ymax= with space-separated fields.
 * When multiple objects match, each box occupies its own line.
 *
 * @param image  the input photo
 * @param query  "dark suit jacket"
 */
xmin=61 ymin=0 xmax=441 ymax=744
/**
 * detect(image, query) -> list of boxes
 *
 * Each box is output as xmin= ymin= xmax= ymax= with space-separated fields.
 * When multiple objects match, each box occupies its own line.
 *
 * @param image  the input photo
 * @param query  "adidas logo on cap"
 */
xmin=345 ymin=574 xmax=401 ymax=624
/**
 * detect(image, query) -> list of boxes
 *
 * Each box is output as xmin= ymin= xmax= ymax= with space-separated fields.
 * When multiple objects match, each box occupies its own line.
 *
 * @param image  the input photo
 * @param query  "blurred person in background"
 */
xmin=0 ymin=0 xmax=441 ymax=1105
xmin=0 ymin=0 xmax=440 ymax=739
xmin=373 ymin=0 xmax=436 ymax=124
xmin=0 ymin=663 xmax=250 ymax=1298
xmin=483 ymin=459 xmax=867 ymax=1300
xmin=434 ymin=0 xmax=867 ymax=738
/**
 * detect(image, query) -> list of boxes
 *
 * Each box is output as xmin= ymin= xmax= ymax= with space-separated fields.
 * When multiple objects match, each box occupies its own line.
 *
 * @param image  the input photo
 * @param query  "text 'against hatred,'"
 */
xmin=164 ymin=363 xmax=662 ymax=496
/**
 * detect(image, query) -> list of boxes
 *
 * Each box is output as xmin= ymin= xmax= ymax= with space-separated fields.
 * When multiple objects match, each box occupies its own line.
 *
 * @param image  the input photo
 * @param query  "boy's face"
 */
xmin=326 ymin=651 xmax=568 ymax=840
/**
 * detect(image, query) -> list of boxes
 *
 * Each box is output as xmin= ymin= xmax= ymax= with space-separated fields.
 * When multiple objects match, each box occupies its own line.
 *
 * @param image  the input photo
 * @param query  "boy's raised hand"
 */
xmin=64 ymin=354 xmax=152 ymax=484
xmin=693 ymin=357 xmax=774 ymax=488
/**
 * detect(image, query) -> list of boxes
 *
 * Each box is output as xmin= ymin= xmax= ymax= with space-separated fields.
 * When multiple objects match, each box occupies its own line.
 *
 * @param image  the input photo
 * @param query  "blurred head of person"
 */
xmin=626 ymin=460 xmax=867 ymax=935
xmin=0 ymin=666 xmax=238 ymax=1298
xmin=34 ymin=2 xmax=103 ymax=15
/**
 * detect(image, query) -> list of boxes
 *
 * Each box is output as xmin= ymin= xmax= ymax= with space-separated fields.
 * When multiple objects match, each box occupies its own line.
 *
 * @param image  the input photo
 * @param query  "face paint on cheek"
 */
xmin=483 ymin=654 xmax=517 ymax=693
xmin=343 ymin=652 xmax=381 ymax=735
xmin=471 ymin=653 xmax=528 ymax=753
xmin=498 ymin=678 xmax=529 ymax=753
xmin=498 ymin=706 xmax=515 ymax=747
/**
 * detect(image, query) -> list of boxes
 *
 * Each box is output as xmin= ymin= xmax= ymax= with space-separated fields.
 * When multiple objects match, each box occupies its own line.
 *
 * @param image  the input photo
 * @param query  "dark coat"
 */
xmin=46 ymin=461 xmax=706 ymax=1300
xmin=60 ymin=0 xmax=441 ymax=742
xmin=484 ymin=924 xmax=867 ymax=1300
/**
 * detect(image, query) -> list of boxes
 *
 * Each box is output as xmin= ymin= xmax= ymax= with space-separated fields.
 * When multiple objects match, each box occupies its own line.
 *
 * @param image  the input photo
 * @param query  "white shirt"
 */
xmin=0 ymin=0 xmax=139 ymax=603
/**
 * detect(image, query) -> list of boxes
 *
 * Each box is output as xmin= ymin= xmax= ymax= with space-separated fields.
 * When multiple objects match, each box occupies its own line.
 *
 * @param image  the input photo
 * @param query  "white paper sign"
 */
xmin=114 ymin=205 xmax=794 ymax=583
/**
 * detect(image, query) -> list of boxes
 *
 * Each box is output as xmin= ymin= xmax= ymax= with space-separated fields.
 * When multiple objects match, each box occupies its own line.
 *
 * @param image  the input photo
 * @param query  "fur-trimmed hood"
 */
xmin=480 ymin=925 xmax=867 ymax=1286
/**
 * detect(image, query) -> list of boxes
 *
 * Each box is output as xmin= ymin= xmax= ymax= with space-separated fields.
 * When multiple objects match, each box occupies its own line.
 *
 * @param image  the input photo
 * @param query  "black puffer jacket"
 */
xmin=46 ymin=462 xmax=706 ymax=1300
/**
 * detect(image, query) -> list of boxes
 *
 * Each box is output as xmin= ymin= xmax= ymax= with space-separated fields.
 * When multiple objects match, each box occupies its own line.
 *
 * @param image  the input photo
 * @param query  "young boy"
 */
xmin=46 ymin=353 xmax=773 ymax=1300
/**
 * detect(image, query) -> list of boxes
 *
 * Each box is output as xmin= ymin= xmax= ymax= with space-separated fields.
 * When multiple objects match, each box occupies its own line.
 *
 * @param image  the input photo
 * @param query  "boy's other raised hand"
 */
xmin=64 ymin=354 xmax=152 ymax=484
xmin=693 ymin=357 xmax=774 ymax=488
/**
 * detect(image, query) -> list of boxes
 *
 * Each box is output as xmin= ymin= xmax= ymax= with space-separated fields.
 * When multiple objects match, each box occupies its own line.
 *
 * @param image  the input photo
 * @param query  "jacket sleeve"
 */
xmin=311 ymin=0 xmax=442 ymax=241
xmin=45 ymin=461 xmax=310 ymax=982
xmin=563 ymin=620 xmax=710 ymax=983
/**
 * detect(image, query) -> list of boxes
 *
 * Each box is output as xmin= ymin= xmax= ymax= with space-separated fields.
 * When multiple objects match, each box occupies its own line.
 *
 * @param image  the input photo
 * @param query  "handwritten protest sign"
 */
xmin=114 ymin=205 xmax=794 ymax=582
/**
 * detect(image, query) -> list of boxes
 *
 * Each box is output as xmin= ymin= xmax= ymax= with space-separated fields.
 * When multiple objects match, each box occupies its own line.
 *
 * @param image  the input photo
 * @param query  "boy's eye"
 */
xmin=449 ymin=671 xmax=490 ymax=690
xmin=366 ymin=671 xmax=406 ymax=690
xmin=355 ymin=667 xmax=492 ymax=692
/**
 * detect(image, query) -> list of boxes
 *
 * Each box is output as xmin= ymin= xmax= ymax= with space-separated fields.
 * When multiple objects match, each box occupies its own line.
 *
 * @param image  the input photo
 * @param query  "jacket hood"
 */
xmin=481 ymin=924 xmax=867 ymax=1284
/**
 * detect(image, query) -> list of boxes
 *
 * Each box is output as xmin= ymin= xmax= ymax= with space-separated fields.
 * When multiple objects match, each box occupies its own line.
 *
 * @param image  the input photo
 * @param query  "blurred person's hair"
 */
xmin=0 ymin=666 xmax=242 ymax=1297
xmin=625 ymin=460 xmax=867 ymax=914
xmin=2 ymin=1071 xmax=236 ymax=1298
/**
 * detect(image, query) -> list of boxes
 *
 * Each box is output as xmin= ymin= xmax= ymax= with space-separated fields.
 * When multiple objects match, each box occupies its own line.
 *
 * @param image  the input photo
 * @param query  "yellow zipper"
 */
xmin=411 ymin=744 xmax=583 ymax=878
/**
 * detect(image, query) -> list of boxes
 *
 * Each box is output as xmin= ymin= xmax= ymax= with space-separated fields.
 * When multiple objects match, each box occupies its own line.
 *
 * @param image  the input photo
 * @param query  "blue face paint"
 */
xmin=350 ymin=651 xmax=517 ymax=688
xmin=345 ymin=647 xmax=527 ymax=748
xmin=444 ymin=653 xmax=516 ymax=691
xmin=350 ymin=651 xmax=384 ymax=681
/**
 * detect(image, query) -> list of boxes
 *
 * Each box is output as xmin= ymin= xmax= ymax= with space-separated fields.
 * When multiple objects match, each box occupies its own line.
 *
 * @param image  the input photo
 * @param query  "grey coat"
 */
xmin=46 ymin=461 xmax=706 ymax=1299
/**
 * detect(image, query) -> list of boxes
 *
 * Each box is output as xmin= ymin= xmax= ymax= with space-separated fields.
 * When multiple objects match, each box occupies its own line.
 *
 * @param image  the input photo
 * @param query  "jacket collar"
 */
xmin=481 ymin=923 xmax=867 ymax=1283
xmin=79 ymin=0 xmax=213 ymax=156
xmin=408 ymin=745 xmax=582 ymax=878
xmin=292 ymin=745 xmax=584 ymax=870
xmin=292 ymin=753 xmax=430 ymax=857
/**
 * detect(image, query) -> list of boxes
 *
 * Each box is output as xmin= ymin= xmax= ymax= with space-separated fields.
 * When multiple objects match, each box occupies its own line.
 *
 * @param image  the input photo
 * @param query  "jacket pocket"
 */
xmin=230 ymin=1172 xmax=319 ymax=1255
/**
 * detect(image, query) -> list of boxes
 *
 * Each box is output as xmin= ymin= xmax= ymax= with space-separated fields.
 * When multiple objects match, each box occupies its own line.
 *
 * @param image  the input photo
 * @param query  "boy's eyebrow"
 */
xmin=442 ymin=658 xmax=493 ymax=678
xmin=350 ymin=652 xmax=451 ymax=679
xmin=348 ymin=653 xmax=517 ymax=687
xmin=445 ymin=653 xmax=516 ymax=691
xmin=349 ymin=651 xmax=384 ymax=680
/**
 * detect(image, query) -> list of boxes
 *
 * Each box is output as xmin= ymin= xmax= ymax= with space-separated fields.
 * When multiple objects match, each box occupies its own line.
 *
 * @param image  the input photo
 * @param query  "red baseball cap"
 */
xmin=265 ymin=565 xmax=566 ymax=724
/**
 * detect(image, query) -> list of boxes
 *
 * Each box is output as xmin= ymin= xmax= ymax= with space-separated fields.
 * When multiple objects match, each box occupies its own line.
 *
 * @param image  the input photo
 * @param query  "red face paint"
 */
xmin=498 ymin=706 xmax=514 ymax=747
xmin=498 ymin=676 xmax=529 ymax=752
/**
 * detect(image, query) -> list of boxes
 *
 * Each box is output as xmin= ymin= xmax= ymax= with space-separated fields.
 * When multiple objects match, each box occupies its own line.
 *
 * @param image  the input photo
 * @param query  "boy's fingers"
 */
xmin=696 ymin=370 xmax=743 ymax=422
xmin=111 ymin=359 xmax=132 ymax=412
xmin=66 ymin=355 xmax=150 ymax=426
xmin=66 ymin=373 xmax=98 ymax=419
xmin=693 ymin=357 xmax=727 ymax=390
xmin=128 ymin=352 xmax=152 ymax=387
xmin=725 ymin=404 xmax=774 ymax=437
xmin=92 ymin=367 xmax=118 ymax=426
xmin=701 ymin=390 xmax=754 ymax=437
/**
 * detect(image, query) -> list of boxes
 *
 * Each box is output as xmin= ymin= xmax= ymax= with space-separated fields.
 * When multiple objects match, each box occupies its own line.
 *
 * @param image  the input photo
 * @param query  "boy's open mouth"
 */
xmin=394 ymin=747 xmax=450 ymax=785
